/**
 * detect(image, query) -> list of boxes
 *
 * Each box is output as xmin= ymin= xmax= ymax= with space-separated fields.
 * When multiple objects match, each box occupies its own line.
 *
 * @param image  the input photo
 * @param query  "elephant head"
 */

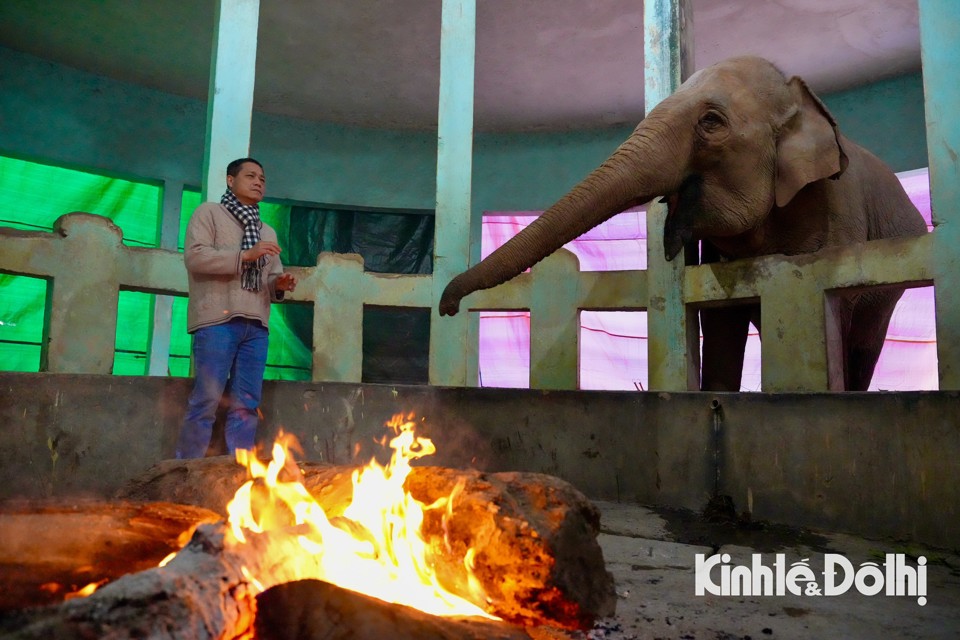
xmin=438 ymin=55 xmax=848 ymax=316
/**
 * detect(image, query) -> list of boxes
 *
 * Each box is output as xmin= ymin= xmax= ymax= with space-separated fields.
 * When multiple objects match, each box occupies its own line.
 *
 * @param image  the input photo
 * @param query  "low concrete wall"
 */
xmin=1 ymin=373 xmax=957 ymax=549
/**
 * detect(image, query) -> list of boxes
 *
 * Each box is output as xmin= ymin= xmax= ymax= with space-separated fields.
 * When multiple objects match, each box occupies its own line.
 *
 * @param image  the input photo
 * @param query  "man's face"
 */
xmin=227 ymin=162 xmax=266 ymax=205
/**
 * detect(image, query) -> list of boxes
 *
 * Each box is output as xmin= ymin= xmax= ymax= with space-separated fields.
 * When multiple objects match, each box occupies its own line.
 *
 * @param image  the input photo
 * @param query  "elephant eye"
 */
xmin=698 ymin=110 xmax=726 ymax=133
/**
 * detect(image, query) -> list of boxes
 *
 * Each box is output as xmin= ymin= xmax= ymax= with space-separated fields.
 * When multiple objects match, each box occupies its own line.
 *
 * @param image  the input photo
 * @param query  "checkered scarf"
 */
xmin=221 ymin=188 xmax=265 ymax=291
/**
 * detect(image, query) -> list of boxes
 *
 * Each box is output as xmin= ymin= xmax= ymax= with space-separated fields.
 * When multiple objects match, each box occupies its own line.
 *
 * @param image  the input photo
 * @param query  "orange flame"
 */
xmin=64 ymin=579 xmax=107 ymax=600
xmin=225 ymin=413 xmax=496 ymax=619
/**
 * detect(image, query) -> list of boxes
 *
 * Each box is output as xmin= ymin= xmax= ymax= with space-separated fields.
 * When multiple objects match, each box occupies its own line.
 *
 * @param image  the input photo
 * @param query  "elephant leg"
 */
xmin=844 ymin=289 xmax=902 ymax=391
xmin=700 ymin=304 xmax=756 ymax=391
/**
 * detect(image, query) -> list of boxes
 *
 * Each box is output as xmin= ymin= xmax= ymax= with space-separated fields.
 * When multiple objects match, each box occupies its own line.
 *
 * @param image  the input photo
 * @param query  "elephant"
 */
xmin=438 ymin=55 xmax=928 ymax=391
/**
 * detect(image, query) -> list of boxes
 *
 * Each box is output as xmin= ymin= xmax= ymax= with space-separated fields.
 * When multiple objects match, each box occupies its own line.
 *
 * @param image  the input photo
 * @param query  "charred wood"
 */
xmin=0 ymin=499 xmax=220 ymax=611
xmin=255 ymin=579 xmax=536 ymax=640
xmin=117 ymin=458 xmax=616 ymax=630
xmin=2 ymin=523 xmax=256 ymax=639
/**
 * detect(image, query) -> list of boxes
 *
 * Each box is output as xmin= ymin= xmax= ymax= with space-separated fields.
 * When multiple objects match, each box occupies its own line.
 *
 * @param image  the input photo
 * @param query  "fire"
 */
xmin=64 ymin=579 xmax=107 ymax=600
xmin=224 ymin=413 xmax=497 ymax=619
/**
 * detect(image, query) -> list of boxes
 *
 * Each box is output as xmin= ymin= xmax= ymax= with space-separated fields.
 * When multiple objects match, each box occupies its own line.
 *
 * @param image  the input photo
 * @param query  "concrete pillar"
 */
xmin=643 ymin=0 xmax=697 ymax=391
xmin=146 ymin=180 xmax=183 ymax=376
xmin=919 ymin=0 xmax=960 ymax=389
xmin=201 ymin=0 xmax=260 ymax=202
xmin=429 ymin=0 xmax=477 ymax=386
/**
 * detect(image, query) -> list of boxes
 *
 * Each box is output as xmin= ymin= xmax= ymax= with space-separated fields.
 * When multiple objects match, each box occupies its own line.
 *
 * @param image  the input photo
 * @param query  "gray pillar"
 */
xmin=146 ymin=180 xmax=183 ymax=376
xmin=429 ymin=0 xmax=477 ymax=386
xmin=919 ymin=0 xmax=960 ymax=389
xmin=202 ymin=0 xmax=260 ymax=202
xmin=644 ymin=0 xmax=696 ymax=391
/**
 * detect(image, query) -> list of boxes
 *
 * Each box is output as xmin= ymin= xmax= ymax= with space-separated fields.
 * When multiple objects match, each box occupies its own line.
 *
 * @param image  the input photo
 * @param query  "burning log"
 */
xmin=254 ymin=579 xmax=535 ymax=640
xmin=2 ymin=521 xmax=309 ymax=640
xmin=402 ymin=466 xmax=616 ymax=630
xmin=118 ymin=456 xmax=616 ymax=630
xmin=0 ymin=499 xmax=221 ymax=611
xmin=3 ymin=411 xmax=616 ymax=638
xmin=1 ymin=510 xmax=576 ymax=640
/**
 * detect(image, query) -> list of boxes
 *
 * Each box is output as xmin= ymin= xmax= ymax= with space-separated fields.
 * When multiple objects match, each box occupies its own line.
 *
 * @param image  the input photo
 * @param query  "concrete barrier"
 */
xmin=1 ymin=372 xmax=957 ymax=549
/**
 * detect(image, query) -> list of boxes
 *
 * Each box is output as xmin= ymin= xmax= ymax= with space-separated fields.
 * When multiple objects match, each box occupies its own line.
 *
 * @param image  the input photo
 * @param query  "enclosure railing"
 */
xmin=0 ymin=213 xmax=939 ymax=391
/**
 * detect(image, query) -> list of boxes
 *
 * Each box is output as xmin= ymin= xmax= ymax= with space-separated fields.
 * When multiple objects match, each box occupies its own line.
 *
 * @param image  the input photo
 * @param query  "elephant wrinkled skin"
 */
xmin=439 ymin=56 xmax=928 ymax=391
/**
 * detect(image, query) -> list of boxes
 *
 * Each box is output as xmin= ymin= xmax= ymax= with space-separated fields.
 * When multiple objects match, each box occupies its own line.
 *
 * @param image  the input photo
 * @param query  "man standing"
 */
xmin=175 ymin=157 xmax=297 ymax=459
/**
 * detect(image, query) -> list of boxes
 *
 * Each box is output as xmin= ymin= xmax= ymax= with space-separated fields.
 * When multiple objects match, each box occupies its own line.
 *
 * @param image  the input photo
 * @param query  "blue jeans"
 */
xmin=175 ymin=318 xmax=269 ymax=459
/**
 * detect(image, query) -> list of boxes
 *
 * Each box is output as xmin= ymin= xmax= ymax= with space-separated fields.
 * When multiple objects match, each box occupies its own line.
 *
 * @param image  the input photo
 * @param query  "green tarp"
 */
xmin=0 ymin=156 xmax=432 ymax=382
xmin=0 ymin=156 xmax=311 ymax=379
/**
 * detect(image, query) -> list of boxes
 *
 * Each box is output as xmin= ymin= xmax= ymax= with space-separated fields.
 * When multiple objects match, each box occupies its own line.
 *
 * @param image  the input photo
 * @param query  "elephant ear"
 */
xmin=774 ymin=77 xmax=849 ymax=207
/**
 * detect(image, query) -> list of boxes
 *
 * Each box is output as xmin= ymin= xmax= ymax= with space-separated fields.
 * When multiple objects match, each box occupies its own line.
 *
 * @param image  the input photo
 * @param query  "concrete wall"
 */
xmin=1 ymin=372 xmax=957 ymax=550
xmin=0 ymin=213 xmax=935 ymax=391
xmin=823 ymin=72 xmax=929 ymax=174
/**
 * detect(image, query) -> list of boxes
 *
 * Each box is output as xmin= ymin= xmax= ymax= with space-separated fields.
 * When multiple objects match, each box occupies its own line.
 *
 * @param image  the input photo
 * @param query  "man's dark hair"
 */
xmin=226 ymin=157 xmax=264 ymax=177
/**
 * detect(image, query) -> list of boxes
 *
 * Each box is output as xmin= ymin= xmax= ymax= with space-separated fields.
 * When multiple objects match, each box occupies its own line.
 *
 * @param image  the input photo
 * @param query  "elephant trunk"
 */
xmin=439 ymin=119 xmax=687 ymax=316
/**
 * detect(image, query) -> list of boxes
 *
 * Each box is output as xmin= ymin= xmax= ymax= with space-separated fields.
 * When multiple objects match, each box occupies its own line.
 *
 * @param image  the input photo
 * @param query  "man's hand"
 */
xmin=276 ymin=272 xmax=298 ymax=292
xmin=241 ymin=241 xmax=281 ymax=262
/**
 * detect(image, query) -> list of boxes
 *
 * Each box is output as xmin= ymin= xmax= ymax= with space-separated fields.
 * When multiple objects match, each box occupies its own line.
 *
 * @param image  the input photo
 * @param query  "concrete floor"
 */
xmin=1 ymin=495 xmax=956 ymax=638
xmin=586 ymin=501 xmax=960 ymax=640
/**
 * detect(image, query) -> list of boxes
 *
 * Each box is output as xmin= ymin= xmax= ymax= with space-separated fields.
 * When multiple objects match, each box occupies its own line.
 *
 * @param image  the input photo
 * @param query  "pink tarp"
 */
xmin=478 ymin=169 xmax=936 ymax=391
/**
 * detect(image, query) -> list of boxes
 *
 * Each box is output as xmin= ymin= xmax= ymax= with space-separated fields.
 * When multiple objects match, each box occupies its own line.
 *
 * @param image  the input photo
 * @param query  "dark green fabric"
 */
xmin=288 ymin=207 xmax=434 ymax=273
xmin=362 ymin=306 xmax=431 ymax=384
xmin=288 ymin=206 xmax=435 ymax=384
